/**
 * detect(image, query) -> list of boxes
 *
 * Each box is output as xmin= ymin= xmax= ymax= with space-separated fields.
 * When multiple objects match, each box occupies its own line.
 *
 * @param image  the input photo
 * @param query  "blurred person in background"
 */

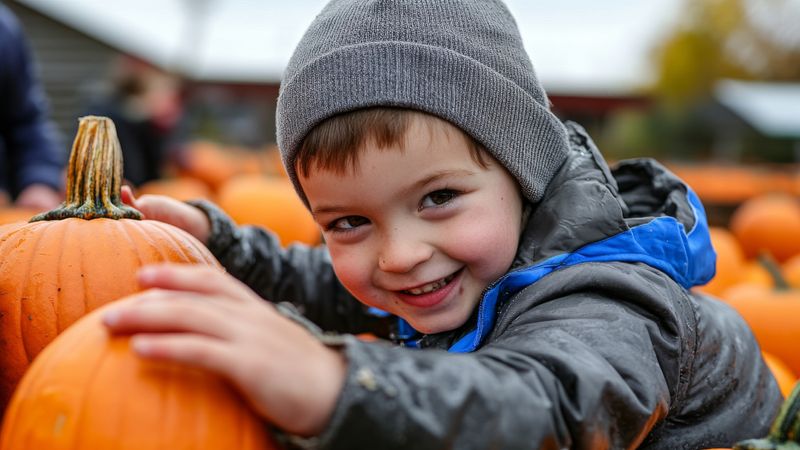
xmin=84 ymin=56 xmax=183 ymax=187
xmin=0 ymin=3 xmax=64 ymax=210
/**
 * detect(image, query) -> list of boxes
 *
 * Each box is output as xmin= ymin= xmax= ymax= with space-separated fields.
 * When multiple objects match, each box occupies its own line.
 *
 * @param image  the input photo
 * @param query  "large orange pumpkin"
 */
xmin=695 ymin=227 xmax=746 ymax=297
xmin=0 ymin=303 xmax=279 ymax=450
xmin=729 ymin=194 xmax=800 ymax=263
xmin=216 ymin=175 xmax=320 ymax=247
xmin=0 ymin=207 xmax=41 ymax=225
xmin=0 ymin=117 xmax=221 ymax=414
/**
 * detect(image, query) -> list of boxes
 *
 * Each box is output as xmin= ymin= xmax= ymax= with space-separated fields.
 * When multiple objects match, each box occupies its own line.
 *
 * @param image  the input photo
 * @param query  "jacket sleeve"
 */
xmin=0 ymin=10 xmax=64 ymax=196
xmin=191 ymin=200 xmax=389 ymax=334
xmin=315 ymin=292 xmax=671 ymax=449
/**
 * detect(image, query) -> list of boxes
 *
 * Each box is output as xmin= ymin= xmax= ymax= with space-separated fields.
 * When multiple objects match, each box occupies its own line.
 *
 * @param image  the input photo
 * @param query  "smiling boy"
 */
xmin=108 ymin=0 xmax=782 ymax=448
xmin=298 ymin=109 xmax=523 ymax=335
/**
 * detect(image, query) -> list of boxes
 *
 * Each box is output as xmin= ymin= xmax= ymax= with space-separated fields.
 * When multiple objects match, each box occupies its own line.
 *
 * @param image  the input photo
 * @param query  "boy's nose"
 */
xmin=377 ymin=233 xmax=433 ymax=274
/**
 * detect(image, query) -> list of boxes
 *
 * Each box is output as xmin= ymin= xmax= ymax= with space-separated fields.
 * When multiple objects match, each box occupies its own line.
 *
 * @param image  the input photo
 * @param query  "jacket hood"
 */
xmin=513 ymin=121 xmax=715 ymax=287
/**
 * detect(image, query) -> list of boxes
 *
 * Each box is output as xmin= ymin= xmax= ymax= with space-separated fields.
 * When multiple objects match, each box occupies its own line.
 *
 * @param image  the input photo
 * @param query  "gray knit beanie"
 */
xmin=276 ymin=0 xmax=570 ymax=205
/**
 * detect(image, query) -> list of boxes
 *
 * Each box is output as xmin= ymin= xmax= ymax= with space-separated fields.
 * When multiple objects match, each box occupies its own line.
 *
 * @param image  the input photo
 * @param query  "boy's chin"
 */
xmin=403 ymin=315 xmax=469 ymax=336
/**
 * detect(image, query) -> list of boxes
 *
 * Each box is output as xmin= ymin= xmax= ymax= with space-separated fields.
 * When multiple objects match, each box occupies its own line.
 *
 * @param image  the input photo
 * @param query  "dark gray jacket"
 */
xmin=195 ymin=123 xmax=781 ymax=449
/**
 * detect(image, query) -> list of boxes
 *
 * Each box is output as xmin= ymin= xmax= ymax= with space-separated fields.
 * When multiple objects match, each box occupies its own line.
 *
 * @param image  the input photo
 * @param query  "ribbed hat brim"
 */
xmin=278 ymin=40 xmax=570 ymax=205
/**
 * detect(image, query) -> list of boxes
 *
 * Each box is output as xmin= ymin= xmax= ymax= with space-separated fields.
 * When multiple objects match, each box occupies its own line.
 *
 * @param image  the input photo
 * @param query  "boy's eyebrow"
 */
xmin=403 ymin=169 xmax=475 ymax=197
xmin=311 ymin=169 xmax=474 ymax=216
xmin=311 ymin=205 xmax=349 ymax=216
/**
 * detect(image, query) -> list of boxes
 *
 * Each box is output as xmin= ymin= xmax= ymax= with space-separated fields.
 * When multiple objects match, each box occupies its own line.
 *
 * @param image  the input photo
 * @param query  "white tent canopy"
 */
xmin=17 ymin=0 xmax=681 ymax=93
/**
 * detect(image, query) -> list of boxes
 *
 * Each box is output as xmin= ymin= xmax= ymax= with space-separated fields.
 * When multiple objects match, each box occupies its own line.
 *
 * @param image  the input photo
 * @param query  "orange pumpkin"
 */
xmin=762 ymin=352 xmax=797 ymax=398
xmin=137 ymin=176 xmax=213 ymax=201
xmin=782 ymin=254 xmax=800 ymax=289
xmin=670 ymin=164 xmax=767 ymax=205
xmin=0 ymin=207 xmax=41 ymax=225
xmin=729 ymin=194 xmax=800 ymax=263
xmin=737 ymin=260 xmax=775 ymax=288
xmin=695 ymin=227 xmax=746 ymax=296
xmin=263 ymin=145 xmax=289 ymax=178
xmin=178 ymin=140 xmax=241 ymax=191
xmin=722 ymin=272 xmax=800 ymax=376
xmin=217 ymin=175 xmax=320 ymax=247
xmin=0 ymin=303 xmax=279 ymax=450
xmin=0 ymin=117 xmax=221 ymax=414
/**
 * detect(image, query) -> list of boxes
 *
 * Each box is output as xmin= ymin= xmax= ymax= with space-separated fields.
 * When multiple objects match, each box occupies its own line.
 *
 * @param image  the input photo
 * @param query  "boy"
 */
xmin=106 ymin=0 xmax=782 ymax=448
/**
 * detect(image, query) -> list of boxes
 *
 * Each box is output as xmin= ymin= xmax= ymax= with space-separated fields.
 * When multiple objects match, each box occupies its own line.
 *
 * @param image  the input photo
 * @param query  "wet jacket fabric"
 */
xmin=194 ymin=122 xmax=781 ymax=449
xmin=0 ymin=4 xmax=64 ymax=198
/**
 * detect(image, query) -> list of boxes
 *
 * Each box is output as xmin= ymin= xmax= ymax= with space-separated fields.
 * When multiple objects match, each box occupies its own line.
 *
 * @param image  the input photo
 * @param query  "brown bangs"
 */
xmin=295 ymin=108 xmax=488 ymax=178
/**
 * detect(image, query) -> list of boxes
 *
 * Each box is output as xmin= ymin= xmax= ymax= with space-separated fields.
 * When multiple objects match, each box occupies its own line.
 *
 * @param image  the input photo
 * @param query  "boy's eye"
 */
xmin=421 ymin=189 xmax=458 ymax=208
xmin=329 ymin=216 xmax=369 ymax=231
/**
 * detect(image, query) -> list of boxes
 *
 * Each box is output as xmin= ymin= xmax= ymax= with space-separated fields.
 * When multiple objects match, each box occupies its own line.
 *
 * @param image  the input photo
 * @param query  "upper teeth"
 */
xmin=404 ymin=273 xmax=455 ymax=295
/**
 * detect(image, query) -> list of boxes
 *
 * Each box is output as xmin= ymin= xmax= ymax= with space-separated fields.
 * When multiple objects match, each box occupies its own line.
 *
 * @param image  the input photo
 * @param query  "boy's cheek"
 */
xmin=447 ymin=221 xmax=519 ymax=278
xmin=328 ymin=252 xmax=374 ymax=301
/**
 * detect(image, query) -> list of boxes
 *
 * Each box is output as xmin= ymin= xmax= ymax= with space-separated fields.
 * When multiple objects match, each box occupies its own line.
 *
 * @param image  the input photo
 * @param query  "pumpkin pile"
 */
xmin=215 ymin=175 xmax=320 ymax=247
xmin=695 ymin=193 xmax=800 ymax=393
xmin=669 ymin=163 xmax=800 ymax=205
xmin=140 ymin=140 xmax=320 ymax=247
xmin=0 ymin=116 xmax=278 ymax=448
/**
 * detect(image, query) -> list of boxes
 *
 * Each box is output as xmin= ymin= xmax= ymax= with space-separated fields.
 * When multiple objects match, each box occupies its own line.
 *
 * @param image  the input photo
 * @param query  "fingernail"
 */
xmin=138 ymin=266 xmax=157 ymax=284
xmin=102 ymin=310 xmax=120 ymax=326
xmin=132 ymin=337 xmax=151 ymax=355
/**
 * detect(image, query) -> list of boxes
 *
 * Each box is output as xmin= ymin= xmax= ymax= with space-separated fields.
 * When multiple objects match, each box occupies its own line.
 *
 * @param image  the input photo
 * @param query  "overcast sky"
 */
xmin=18 ymin=0 xmax=684 ymax=93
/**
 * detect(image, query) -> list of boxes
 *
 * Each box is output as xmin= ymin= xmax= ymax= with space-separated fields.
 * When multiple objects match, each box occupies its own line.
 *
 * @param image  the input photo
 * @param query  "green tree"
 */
xmin=651 ymin=0 xmax=800 ymax=104
xmin=627 ymin=0 xmax=800 ymax=163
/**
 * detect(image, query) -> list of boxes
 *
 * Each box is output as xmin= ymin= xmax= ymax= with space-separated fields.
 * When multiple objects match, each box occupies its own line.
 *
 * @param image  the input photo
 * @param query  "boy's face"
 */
xmin=299 ymin=117 xmax=523 ymax=334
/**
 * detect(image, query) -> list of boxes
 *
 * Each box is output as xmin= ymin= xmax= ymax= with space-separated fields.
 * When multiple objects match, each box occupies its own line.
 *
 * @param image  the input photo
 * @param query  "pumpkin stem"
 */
xmin=758 ymin=252 xmax=791 ymax=292
xmin=733 ymin=381 xmax=800 ymax=449
xmin=31 ymin=116 xmax=142 ymax=221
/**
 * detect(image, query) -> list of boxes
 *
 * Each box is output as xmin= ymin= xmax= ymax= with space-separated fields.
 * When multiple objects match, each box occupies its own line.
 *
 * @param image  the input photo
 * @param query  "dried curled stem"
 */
xmin=31 ymin=116 xmax=142 ymax=221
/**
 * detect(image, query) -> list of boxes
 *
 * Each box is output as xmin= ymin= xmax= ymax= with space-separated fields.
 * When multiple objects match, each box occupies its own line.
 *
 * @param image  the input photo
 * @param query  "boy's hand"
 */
xmin=15 ymin=183 xmax=62 ymax=210
xmin=122 ymin=186 xmax=211 ymax=245
xmin=102 ymin=264 xmax=347 ymax=437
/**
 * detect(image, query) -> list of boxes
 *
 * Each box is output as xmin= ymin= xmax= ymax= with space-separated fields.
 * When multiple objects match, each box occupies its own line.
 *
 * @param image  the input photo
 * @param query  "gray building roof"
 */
xmin=715 ymin=79 xmax=800 ymax=139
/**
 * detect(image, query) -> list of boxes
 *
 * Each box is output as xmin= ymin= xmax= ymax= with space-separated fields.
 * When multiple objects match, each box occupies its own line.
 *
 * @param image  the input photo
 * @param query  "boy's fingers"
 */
xmin=103 ymin=292 xmax=239 ymax=338
xmin=132 ymin=194 xmax=169 ymax=221
xmin=120 ymin=185 xmax=137 ymax=206
xmin=130 ymin=334 xmax=237 ymax=376
xmin=137 ymin=264 xmax=258 ymax=303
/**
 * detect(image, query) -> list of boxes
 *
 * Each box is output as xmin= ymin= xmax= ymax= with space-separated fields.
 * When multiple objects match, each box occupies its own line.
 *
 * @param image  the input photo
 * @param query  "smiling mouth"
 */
xmin=401 ymin=271 xmax=459 ymax=295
